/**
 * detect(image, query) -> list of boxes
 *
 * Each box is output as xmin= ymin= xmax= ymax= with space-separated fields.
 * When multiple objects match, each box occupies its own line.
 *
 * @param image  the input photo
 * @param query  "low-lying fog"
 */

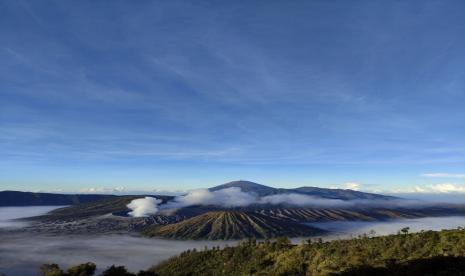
xmin=0 ymin=206 xmax=233 ymax=275
xmin=307 ymin=216 xmax=465 ymax=240
xmin=0 ymin=206 xmax=64 ymax=228
xmin=0 ymin=233 xmax=232 ymax=275
xmin=3 ymin=207 xmax=465 ymax=275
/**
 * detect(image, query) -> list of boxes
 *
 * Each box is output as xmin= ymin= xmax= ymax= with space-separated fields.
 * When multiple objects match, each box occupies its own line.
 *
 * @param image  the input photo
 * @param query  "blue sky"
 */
xmin=1 ymin=0 xmax=464 ymax=193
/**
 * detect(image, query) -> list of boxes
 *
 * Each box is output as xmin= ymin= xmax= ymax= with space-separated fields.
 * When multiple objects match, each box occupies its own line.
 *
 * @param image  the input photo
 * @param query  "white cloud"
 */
xmin=259 ymin=193 xmax=351 ymax=207
xmin=429 ymin=183 xmax=465 ymax=193
xmin=344 ymin=182 xmax=361 ymax=191
xmin=123 ymin=187 xmax=440 ymax=216
xmin=127 ymin=197 xmax=162 ymax=217
xmin=421 ymin=173 xmax=465 ymax=179
xmin=163 ymin=187 xmax=257 ymax=209
xmin=162 ymin=188 xmax=361 ymax=210
xmin=151 ymin=189 xmax=186 ymax=196
xmin=78 ymin=187 xmax=127 ymax=194
xmin=79 ymin=187 xmax=105 ymax=193
xmin=394 ymin=183 xmax=465 ymax=194
xmin=159 ymin=187 xmax=410 ymax=211
xmin=413 ymin=186 xmax=428 ymax=193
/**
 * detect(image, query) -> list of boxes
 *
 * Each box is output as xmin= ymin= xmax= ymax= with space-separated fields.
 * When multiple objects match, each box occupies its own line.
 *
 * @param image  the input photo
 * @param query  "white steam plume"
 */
xmin=127 ymin=197 xmax=162 ymax=217
xmin=163 ymin=187 xmax=256 ymax=209
xmin=162 ymin=188 xmax=387 ymax=210
xmin=126 ymin=188 xmax=428 ymax=217
xmin=259 ymin=194 xmax=353 ymax=207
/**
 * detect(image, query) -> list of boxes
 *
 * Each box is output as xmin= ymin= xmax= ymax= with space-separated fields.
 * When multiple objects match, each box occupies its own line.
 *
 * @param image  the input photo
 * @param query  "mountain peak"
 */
xmin=208 ymin=181 xmax=396 ymax=200
xmin=209 ymin=180 xmax=277 ymax=196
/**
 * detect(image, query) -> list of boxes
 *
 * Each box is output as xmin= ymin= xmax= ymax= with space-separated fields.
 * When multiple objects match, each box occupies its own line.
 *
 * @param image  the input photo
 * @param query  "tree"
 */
xmin=40 ymin=264 xmax=64 ymax=276
xmin=136 ymin=271 xmax=158 ymax=276
xmin=101 ymin=265 xmax=135 ymax=276
xmin=67 ymin=262 xmax=96 ymax=276
xmin=400 ymin=227 xmax=410 ymax=235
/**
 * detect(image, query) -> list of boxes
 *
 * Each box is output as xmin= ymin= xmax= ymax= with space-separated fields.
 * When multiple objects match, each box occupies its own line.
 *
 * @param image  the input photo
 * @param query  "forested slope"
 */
xmin=39 ymin=228 xmax=465 ymax=275
xmin=151 ymin=228 xmax=465 ymax=275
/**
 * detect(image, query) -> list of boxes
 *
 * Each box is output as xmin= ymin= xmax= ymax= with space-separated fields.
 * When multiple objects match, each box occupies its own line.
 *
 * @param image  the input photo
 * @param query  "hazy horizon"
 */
xmin=5 ymin=180 xmax=465 ymax=206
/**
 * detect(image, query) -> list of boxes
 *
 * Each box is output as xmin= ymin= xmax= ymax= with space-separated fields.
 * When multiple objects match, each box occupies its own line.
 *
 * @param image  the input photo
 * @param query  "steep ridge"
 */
xmin=290 ymin=186 xmax=396 ymax=200
xmin=252 ymin=207 xmax=419 ymax=222
xmin=0 ymin=191 xmax=115 ymax=206
xmin=144 ymin=211 xmax=324 ymax=240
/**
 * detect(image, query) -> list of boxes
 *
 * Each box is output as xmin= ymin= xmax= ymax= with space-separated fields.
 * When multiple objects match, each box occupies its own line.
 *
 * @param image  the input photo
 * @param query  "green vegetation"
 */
xmin=40 ymin=263 xmax=96 ymax=276
xmin=39 ymin=263 xmax=157 ymax=276
xmin=338 ymin=256 xmax=465 ymax=275
xmin=151 ymin=228 xmax=465 ymax=275
xmin=40 ymin=228 xmax=465 ymax=275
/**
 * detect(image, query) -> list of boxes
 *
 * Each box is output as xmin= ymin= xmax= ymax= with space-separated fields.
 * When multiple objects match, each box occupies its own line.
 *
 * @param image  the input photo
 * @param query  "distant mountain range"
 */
xmin=0 ymin=180 xmax=394 ymax=207
xmin=7 ymin=180 xmax=465 ymax=240
xmin=0 ymin=191 xmax=116 ymax=206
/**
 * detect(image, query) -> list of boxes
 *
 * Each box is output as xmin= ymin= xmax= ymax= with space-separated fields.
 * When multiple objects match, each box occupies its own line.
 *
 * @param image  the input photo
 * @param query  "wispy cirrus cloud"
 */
xmin=421 ymin=173 xmax=465 ymax=179
xmin=2 ymin=1 xmax=465 ymax=192
xmin=79 ymin=187 xmax=126 ymax=194
xmin=397 ymin=183 xmax=465 ymax=194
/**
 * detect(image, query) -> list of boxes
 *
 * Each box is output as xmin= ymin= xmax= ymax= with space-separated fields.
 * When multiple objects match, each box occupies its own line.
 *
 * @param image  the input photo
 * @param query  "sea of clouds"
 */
xmin=126 ymin=187 xmax=432 ymax=217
